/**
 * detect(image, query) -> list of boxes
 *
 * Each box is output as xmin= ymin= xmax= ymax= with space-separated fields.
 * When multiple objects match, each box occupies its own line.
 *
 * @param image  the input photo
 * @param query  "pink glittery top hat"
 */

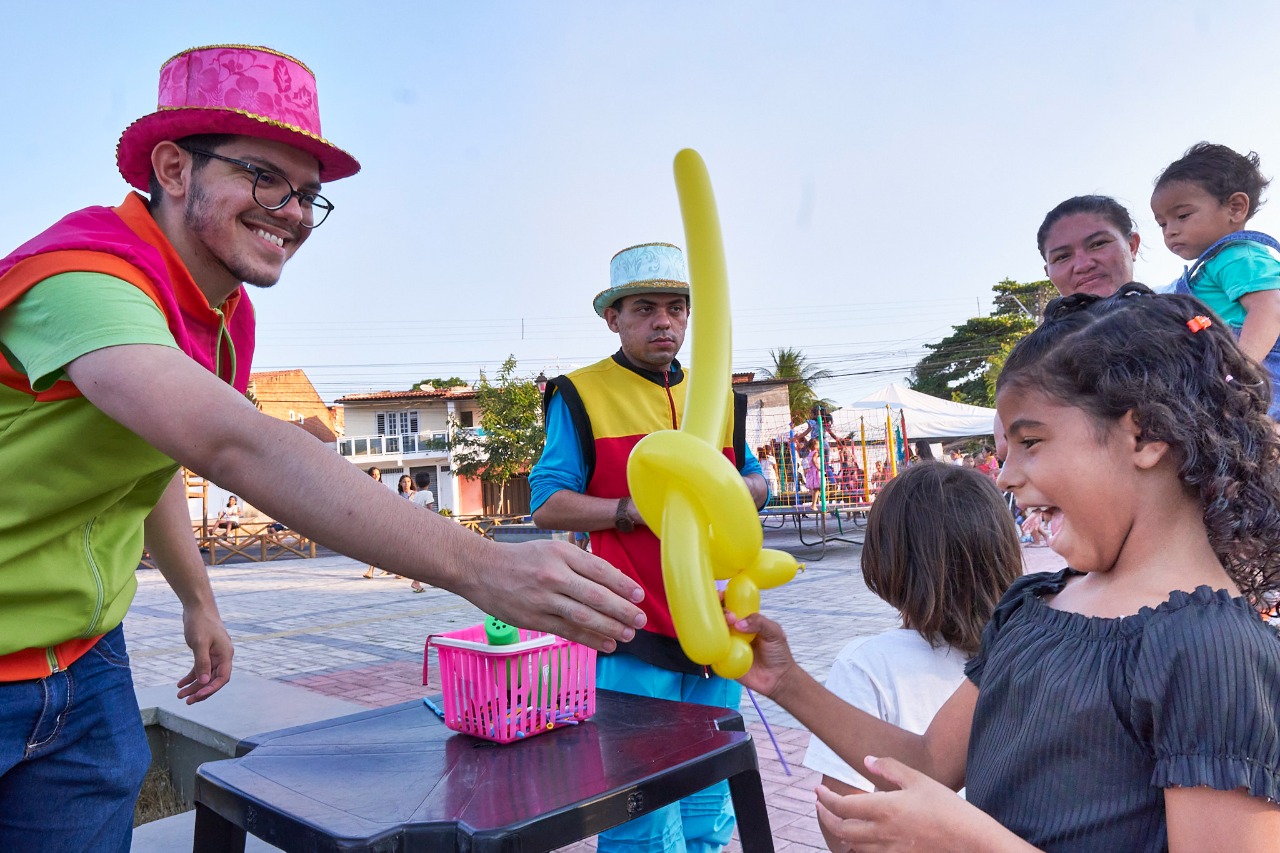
xmin=116 ymin=44 xmax=360 ymax=190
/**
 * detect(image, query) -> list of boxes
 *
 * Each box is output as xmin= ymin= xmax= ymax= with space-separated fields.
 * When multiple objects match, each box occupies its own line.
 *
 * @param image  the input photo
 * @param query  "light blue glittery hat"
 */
xmin=593 ymin=242 xmax=690 ymax=318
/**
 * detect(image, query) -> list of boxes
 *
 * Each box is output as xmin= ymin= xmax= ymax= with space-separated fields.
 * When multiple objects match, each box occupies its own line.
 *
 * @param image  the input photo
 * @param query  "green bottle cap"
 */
xmin=484 ymin=615 xmax=520 ymax=645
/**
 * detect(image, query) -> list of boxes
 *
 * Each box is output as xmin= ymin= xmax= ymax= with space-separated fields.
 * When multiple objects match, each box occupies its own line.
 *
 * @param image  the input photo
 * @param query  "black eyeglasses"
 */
xmin=181 ymin=147 xmax=334 ymax=228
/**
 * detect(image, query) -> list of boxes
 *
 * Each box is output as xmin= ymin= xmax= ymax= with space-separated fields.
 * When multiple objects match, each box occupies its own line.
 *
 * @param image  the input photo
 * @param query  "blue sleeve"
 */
xmin=740 ymin=443 xmax=768 ymax=503
xmin=740 ymin=443 xmax=763 ymax=478
xmin=529 ymin=392 xmax=588 ymax=513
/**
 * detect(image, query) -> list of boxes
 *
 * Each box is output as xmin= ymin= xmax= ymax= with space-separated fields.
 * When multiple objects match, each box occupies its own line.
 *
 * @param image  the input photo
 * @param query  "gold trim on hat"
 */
xmin=610 ymin=242 xmax=681 ymax=263
xmin=611 ymin=279 xmax=688 ymax=290
xmin=160 ymin=44 xmax=314 ymax=77
xmin=593 ymin=279 xmax=691 ymax=315
xmin=145 ymin=105 xmax=342 ymax=148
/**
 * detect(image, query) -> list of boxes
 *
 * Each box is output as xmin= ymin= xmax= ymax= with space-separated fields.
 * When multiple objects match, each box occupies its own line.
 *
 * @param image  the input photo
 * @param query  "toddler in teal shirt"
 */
xmin=1153 ymin=142 xmax=1280 ymax=417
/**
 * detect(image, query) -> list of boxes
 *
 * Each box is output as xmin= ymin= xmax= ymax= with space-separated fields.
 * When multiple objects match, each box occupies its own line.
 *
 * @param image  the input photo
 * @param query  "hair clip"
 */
xmin=1187 ymin=315 xmax=1213 ymax=333
xmin=1225 ymin=374 xmax=1235 ymax=384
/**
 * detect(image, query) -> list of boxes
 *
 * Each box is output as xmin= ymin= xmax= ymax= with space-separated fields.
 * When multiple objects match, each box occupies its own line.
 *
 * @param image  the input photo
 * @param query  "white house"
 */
xmin=732 ymin=372 xmax=794 ymax=452
xmin=191 ymin=369 xmax=344 ymax=525
xmin=333 ymin=384 xmax=484 ymax=514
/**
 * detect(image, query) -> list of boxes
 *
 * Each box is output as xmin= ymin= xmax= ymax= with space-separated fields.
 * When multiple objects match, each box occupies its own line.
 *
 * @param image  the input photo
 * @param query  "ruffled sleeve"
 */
xmin=964 ymin=569 xmax=1072 ymax=687
xmin=1130 ymin=587 xmax=1280 ymax=804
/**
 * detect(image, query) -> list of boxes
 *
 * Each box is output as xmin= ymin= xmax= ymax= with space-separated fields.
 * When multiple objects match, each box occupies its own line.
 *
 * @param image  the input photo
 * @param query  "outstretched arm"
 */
xmin=735 ymin=612 xmax=1046 ymax=850
xmin=144 ymin=473 xmax=232 ymax=703
xmin=730 ymin=610 xmax=971 ymax=791
xmin=69 ymin=344 xmax=646 ymax=651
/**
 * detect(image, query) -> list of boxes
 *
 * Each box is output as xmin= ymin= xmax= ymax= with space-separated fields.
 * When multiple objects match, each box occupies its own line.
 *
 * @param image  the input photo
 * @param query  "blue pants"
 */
xmin=0 ymin=625 xmax=150 ymax=852
xmin=596 ymin=652 xmax=743 ymax=853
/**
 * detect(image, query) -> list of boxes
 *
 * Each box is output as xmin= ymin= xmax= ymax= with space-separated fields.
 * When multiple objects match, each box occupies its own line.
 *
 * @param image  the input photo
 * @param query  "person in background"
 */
xmin=361 ymin=467 xmax=388 ymax=579
xmin=758 ymin=445 xmax=780 ymax=502
xmin=394 ymin=474 xmax=425 ymax=591
xmin=212 ymin=495 xmax=242 ymax=535
xmin=804 ymin=438 xmax=825 ymax=510
xmin=1153 ymin=142 xmax=1280 ymax=418
xmin=530 ymin=242 xmax=767 ymax=853
xmin=411 ymin=471 xmax=436 ymax=511
xmin=974 ymin=448 xmax=999 ymax=484
xmin=396 ymin=474 xmax=414 ymax=499
xmin=801 ymin=463 xmax=1021 ymax=852
xmin=798 ymin=404 xmax=839 ymax=447
xmin=1038 ymin=194 xmax=1140 ymax=298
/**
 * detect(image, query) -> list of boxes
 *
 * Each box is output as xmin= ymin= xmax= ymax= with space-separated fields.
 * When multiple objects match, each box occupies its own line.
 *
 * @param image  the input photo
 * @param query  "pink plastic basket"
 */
xmin=424 ymin=625 xmax=597 ymax=744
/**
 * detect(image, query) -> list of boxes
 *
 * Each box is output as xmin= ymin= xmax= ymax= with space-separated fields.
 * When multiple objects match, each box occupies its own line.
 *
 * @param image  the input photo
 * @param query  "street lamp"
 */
xmin=535 ymin=371 xmax=548 ymax=393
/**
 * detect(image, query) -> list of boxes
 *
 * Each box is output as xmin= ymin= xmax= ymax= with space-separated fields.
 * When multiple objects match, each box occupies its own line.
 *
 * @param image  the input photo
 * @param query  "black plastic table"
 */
xmin=193 ymin=689 xmax=774 ymax=852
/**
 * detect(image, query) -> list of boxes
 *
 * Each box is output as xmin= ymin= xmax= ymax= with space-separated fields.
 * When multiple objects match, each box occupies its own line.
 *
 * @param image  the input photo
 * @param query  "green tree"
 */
xmin=759 ymin=347 xmax=835 ymax=423
xmin=910 ymin=279 xmax=1056 ymax=407
xmin=984 ymin=337 xmax=1022 ymax=405
xmin=991 ymin=278 xmax=1056 ymax=320
xmin=448 ymin=356 xmax=543 ymax=513
xmin=413 ymin=376 xmax=468 ymax=391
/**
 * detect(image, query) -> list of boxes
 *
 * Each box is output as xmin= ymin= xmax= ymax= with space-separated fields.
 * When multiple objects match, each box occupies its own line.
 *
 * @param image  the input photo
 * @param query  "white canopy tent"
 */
xmin=846 ymin=383 xmax=996 ymax=440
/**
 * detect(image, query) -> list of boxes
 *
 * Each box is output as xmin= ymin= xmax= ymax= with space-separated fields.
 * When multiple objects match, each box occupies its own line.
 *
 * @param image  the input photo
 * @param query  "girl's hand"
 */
xmin=815 ymin=757 xmax=1038 ymax=852
xmin=725 ymin=610 xmax=798 ymax=697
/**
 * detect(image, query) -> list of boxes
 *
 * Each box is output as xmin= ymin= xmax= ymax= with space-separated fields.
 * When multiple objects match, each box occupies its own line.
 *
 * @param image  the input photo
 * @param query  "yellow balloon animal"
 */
xmin=627 ymin=149 xmax=799 ymax=680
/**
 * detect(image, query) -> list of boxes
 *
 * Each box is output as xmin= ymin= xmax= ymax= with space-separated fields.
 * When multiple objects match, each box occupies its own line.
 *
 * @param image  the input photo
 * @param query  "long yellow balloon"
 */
xmin=627 ymin=149 xmax=798 ymax=679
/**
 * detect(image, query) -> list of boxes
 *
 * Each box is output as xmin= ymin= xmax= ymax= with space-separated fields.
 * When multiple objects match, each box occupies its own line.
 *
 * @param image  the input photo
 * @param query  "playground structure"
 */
xmin=756 ymin=404 xmax=908 ymax=558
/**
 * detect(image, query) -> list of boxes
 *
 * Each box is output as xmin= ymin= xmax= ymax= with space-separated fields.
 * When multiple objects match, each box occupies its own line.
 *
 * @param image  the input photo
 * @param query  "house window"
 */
xmin=458 ymin=410 xmax=474 ymax=428
xmin=375 ymin=410 xmax=419 ymax=436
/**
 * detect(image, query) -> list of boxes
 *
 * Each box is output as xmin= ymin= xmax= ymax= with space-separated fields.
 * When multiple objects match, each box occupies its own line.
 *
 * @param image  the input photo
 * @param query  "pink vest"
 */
xmin=0 ymin=193 xmax=255 ymax=395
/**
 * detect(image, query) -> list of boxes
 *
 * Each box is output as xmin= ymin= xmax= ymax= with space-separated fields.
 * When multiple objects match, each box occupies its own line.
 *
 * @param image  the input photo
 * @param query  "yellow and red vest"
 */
xmin=546 ymin=351 xmax=746 ymax=673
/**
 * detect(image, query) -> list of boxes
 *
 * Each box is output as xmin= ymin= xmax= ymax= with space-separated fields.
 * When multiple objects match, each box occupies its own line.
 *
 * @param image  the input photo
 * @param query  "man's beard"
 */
xmin=184 ymin=181 xmax=283 ymax=289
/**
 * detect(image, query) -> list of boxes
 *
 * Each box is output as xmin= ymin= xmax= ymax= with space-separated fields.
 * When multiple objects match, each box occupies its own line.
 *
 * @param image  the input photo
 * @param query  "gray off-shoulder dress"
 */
xmin=965 ymin=569 xmax=1280 ymax=852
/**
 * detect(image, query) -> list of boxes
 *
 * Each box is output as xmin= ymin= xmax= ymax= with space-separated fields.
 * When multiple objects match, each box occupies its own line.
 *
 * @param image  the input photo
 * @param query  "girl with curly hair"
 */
xmin=732 ymin=283 xmax=1280 ymax=851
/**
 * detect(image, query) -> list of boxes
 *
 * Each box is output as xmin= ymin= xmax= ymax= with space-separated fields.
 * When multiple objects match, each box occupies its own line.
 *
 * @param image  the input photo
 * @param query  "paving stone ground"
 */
xmin=128 ymin=521 xmax=1064 ymax=852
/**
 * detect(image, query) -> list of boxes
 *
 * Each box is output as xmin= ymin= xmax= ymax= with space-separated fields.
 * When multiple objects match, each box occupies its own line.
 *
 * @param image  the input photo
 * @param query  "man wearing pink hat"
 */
xmin=0 ymin=45 xmax=645 ymax=850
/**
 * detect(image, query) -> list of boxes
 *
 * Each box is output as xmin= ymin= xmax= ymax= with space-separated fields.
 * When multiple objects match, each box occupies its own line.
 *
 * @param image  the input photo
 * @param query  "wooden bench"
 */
xmin=451 ymin=514 xmax=533 ymax=540
xmin=196 ymin=520 xmax=317 ymax=565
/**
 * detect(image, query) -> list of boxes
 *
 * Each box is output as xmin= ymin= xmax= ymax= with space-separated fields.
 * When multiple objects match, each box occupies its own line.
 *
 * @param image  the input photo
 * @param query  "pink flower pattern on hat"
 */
xmin=157 ymin=47 xmax=322 ymax=135
xmin=116 ymin=44 xmax=359 ymax=189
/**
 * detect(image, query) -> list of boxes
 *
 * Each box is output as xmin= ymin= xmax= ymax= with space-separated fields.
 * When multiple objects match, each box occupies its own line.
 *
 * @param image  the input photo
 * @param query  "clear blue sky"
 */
xmin=5 ymin=1 xmax=1278 ymax=405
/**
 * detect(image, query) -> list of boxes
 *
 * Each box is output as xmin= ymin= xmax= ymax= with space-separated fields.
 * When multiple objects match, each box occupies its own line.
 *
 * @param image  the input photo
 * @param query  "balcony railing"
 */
xmin=337 ymin=432 xmax=451 ymax=459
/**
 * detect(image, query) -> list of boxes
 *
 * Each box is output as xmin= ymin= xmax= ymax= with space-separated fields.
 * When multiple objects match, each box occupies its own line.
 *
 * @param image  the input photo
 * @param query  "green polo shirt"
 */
xmin=0 ymin=272 xmax=180 ymax=655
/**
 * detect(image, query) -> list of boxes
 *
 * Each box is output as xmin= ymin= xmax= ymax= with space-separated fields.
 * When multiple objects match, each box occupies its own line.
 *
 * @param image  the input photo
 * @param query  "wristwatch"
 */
xmin=615 ymin=497 xmax=636 ymax=533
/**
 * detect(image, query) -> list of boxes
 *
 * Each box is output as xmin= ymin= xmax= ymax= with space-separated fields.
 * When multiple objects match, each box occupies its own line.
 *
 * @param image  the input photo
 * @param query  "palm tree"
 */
xmin=759 ymin=347 xmax=834 ymax=423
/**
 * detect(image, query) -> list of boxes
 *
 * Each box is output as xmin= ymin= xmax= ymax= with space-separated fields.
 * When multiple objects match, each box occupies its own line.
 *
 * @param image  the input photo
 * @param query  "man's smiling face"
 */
xmin=181 ymin=136 xmax=320 ymax=292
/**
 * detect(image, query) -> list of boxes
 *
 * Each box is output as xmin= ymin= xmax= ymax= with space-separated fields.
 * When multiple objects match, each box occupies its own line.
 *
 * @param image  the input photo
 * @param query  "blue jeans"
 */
xmin=596 ymin=652 xmax=743 ymax=853
xmin=0 ymin=625 xmax=150 ymax=852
